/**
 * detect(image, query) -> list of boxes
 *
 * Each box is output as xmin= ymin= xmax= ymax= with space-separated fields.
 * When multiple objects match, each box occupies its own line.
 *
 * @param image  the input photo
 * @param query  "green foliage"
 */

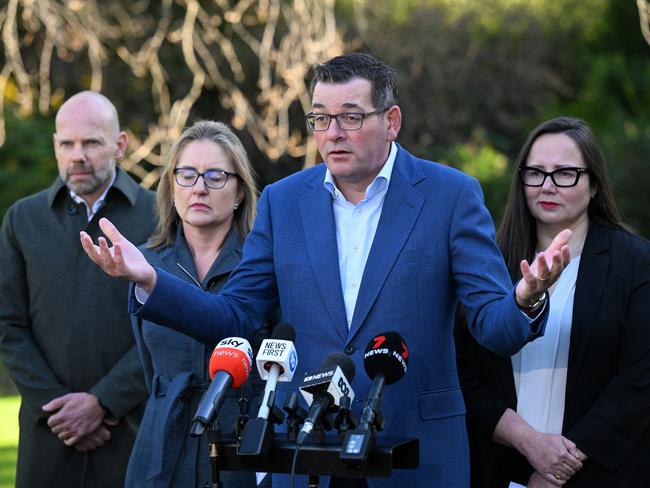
xmin=0 ymin=111 xmax=57 ymax=221
xmin=438 ymin=130 xmax=511 ymax=224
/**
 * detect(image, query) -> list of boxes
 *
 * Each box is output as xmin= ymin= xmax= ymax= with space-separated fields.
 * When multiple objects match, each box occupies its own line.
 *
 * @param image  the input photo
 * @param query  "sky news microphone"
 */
xmin=340 ymin=331 xmax=409 ymax=466
xmin=255 ymin=323 xmax=298 ymax=419
xmin=190 ymin=337 xmax=253 ymax=437
xmin=296 ymin=352 xmax=355 ymax=445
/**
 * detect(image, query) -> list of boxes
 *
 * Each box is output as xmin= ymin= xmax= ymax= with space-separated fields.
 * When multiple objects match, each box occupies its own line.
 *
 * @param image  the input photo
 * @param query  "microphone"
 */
xmin=238 ymin=324 xmax=298 ymax=455
xmin=190 ymin=336 xmax=253 ymax=437
xmin=340 ymin=331 xmax=409 ymax=467
xmin=296 ymin=352 xmax=355 ymax=445
xmin=256 ymin=323 xmax=298 ymax=420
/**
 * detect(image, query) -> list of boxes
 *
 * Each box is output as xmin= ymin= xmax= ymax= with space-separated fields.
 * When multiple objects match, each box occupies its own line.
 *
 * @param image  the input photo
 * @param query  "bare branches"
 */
xmin=0 ymin=0 xmax=343 ymax=184
xmin=639 ymin=0 xmax=650 ymax=46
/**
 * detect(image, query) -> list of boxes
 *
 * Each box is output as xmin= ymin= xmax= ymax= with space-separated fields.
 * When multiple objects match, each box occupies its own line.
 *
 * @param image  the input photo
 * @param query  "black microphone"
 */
xmin=190 ymin=337 xmax=253 ymax=437
xmin=340 ymin=332 xmax=409 ymax=466
xmin=296 ymin=352 xmax=355 ymax=445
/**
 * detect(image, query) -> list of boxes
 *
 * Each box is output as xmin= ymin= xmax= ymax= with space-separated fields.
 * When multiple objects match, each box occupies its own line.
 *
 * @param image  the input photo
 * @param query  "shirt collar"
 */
xmin=323 ymin=142 xmax=397 ymax=201
xmin=69 ymin=172 xmax=116 ymax=219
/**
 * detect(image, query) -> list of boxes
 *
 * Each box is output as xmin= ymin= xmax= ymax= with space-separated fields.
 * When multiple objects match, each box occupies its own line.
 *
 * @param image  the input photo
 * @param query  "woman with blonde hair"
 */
xmin=125 ymin=120 xmax=265 ymax=487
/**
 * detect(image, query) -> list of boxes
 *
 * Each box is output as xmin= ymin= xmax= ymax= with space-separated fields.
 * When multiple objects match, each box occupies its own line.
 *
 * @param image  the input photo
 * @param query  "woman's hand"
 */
xmin=515 ymin=229 xmax=572 ymax=307
xmin=519 ymin=431 xmax=582 ymax=485
xmin=528 ymin=470 xmax=565 ymax=487
xmin=494 ymin=409 xmax=582 ymax=486
xmin=80 ymin=217 xmax=157 ymax=292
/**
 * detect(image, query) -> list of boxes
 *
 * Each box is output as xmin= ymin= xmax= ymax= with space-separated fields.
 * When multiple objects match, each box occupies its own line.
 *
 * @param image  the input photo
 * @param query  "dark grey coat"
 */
xmin=126 ymin=228 xmax=263 ymax=488
xmin=0 ymin=168 xmax=156 ymax=487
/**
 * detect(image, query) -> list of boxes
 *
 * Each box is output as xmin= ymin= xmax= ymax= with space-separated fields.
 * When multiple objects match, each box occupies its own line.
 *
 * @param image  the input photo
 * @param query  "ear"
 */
xmin=235 ymin=180 xmax=245 ymax=206
xmin=385 ymin=105 xmax=402 ymax=142
xmin=114 ymin=131 xmax=128 ymax=159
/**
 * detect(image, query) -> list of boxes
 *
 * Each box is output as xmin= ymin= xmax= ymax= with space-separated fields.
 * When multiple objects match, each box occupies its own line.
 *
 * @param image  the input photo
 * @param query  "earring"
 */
xmin=234 ymin=202 xmax=240 ymax=210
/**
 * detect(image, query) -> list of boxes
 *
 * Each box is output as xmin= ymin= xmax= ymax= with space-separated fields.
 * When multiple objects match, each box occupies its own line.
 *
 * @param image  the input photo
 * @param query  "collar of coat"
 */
xmin=46 ymin=166 xmax=142 ymax=208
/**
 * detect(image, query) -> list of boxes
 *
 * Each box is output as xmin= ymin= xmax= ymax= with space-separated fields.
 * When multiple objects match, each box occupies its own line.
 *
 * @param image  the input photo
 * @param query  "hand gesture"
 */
xmin=80 ymin=217 xmax=157 ymax=292
xmin=515 ymin=229 xmax=572 ymax=306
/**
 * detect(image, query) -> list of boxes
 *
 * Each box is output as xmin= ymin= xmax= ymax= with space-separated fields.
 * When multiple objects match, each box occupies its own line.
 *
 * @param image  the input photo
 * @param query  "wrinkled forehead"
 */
xmin=311 ymin=78 xmax=374 ymax=110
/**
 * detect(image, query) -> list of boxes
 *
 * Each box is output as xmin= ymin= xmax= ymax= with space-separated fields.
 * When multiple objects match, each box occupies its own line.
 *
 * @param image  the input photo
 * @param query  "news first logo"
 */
xmin=256 ymin=339 xmax=298 ymax=381
xmin=262 ymin=340 xmax=288 ymax=357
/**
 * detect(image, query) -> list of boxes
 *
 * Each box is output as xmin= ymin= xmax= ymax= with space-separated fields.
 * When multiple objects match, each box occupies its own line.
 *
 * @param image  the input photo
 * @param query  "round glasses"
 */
xmin=518 ymin=167 xmax=590 ymax=188
xmin=173 ymin=167 xmax=237 ymax=190
xmin=305 ymin=108 xmax=388 ymax=131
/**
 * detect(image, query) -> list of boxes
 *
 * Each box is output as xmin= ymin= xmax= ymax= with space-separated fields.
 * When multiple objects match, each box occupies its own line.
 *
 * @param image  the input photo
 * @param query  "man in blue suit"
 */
xmin=81 ymin=53 xmax=571 ymax=487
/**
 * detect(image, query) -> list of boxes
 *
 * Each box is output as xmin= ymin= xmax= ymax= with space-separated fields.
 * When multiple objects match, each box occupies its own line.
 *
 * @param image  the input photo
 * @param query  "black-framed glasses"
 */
xmin=173 ymin=167 xmax=238 ymax=190
xmin=518 ymin=167 xmax=590 ymax=188
xmin=305 ymin=108 xmax=388 ymax=131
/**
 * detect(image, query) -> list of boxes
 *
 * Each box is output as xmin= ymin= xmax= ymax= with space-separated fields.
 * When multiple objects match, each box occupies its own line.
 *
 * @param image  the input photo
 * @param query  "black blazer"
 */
xmin=456 ymin=222 xmax=650 ymax=487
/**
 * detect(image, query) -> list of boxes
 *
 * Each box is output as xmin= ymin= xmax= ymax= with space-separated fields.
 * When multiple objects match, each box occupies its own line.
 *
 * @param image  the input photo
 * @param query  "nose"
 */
xmin=192 ymin=176 xmax=209 ymax=194
xmin=70 ymin=143 xmax=86 ymax=162
xmin=325 ymin=118 xmax=345 ymax=140
xmin=541 ymin=174 xmax=557 ymax=192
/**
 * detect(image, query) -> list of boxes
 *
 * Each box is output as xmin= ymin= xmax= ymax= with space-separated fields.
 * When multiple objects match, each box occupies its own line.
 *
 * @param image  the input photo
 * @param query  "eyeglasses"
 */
xmin=518 ymin=167 xmax=590 ymax=188
xmin=173 ymin=167 xmax=238 ymax=190
xmin=305 ymin=108 xmax=388 ymax=131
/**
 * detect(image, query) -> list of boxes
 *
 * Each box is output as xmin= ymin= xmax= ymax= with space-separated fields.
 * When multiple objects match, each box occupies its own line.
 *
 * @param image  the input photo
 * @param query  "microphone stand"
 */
xmin=334 ymin=395 xmax=357 ymax=435
xmin=205 ymin=420 xmax=223 ymax=488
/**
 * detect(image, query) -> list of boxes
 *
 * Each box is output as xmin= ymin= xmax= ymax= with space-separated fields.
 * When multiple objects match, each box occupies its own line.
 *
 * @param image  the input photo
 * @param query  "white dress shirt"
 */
xmin=512 ymin=256 xmax=581 ymax=434
xmin=323 ymin=142 xmax=397 ymax=328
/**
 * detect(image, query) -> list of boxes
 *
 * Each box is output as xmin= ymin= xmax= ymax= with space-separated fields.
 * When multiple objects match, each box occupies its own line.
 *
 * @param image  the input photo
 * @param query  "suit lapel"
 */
xmin=565 ymin=224 xmax=609 ymax=399
xmin=299 ymin=174 xmax=349 ymax=341
xmin=348 ymin=149 xmax=425 ymax=341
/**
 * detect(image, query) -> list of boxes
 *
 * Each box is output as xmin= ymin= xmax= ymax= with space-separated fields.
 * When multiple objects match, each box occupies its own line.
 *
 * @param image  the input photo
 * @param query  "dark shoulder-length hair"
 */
xmin=147 ymin=120 xmax=258 ymax=249
xmin=497 ymin=116 xmax=628 ymax=281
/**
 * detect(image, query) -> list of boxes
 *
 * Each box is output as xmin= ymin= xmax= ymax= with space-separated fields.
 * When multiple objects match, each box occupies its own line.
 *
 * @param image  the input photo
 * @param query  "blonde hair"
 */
xmin=148 ymin=121 xmax=258 ymax=249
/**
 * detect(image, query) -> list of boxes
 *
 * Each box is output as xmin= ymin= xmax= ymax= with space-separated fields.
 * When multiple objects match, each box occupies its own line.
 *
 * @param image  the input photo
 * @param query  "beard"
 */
xmin=63 ymin=161 xmax=115 ymax=196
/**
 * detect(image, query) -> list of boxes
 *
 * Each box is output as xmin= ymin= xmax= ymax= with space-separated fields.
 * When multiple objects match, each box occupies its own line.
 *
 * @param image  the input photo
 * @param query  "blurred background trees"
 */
xmin=0 ymin=0 xmax=648 ymax=237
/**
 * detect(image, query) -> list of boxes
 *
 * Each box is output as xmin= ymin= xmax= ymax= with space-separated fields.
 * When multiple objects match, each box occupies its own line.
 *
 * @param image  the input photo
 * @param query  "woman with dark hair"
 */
xmin=125 ymin=120 xmax=266 ymax=487
xmin=457 ymin=116 xmax=650 ymax=487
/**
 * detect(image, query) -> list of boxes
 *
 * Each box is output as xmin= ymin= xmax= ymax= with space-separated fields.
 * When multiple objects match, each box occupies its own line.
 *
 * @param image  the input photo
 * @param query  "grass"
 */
xmin=0 ymin=396 xmax=19 ymax=488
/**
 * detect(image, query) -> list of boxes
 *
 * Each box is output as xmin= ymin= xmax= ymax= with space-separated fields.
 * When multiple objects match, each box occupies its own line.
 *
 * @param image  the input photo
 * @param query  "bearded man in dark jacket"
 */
xmin=0 ymin=91 xmax=156 ymax=487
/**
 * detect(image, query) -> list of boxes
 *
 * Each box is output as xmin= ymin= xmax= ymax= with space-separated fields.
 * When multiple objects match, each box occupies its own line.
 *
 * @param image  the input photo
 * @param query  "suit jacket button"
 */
xmin=344 ymin=345 xmax=355 ymax=355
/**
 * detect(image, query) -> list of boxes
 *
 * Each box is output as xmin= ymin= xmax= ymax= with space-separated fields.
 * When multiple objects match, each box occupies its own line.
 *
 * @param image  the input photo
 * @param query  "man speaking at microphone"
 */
xmin=81 ymin=53 xmax=572 ymax=487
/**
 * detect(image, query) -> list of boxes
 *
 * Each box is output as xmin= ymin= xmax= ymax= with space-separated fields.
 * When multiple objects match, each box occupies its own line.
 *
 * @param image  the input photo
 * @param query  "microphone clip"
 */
xmin=282 ymin=392 xmax=307 ymax=442
xmin=334 ymin=394 xmax=358 ymax=435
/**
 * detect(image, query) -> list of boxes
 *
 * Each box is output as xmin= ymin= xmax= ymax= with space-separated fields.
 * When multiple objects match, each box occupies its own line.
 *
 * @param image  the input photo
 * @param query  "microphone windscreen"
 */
xmin=320 ymin=352 xmax=356 ymax=382
xmin=271 ymin=322 xmax=296 ymax=342
xmin=209 ymin=337 xmax=253 ymax=388
xmin=363 ymin=331 xmax=409 ymax=385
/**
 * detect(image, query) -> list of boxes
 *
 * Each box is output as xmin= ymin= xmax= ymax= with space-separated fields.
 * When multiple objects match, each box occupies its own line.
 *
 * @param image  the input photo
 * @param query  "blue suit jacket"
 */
xmin=134 ymin=144 xmax=545 ymax=487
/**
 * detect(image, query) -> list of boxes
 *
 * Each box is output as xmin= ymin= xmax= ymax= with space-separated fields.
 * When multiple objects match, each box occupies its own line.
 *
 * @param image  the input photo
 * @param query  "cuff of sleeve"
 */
xmin=134 ymin=284 xmax=150 ymax=304
xmin=566 ymin=415 xmax=634 ymax=471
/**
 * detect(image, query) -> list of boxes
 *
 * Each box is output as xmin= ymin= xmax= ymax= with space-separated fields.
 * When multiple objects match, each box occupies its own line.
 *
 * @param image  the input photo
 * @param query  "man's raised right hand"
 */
xmin=80 ymin=217 xmax=157 ymax=293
